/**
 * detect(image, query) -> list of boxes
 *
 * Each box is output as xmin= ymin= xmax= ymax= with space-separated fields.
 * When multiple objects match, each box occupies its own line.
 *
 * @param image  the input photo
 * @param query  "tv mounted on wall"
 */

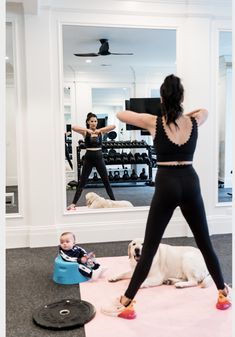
xmin=125 ymin=97 xmax=162 ymax=131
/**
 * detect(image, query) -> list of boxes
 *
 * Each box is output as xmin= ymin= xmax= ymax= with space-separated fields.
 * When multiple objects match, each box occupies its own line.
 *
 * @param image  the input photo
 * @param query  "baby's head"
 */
xmin=60 ymin=232 xmax=76 ymax=251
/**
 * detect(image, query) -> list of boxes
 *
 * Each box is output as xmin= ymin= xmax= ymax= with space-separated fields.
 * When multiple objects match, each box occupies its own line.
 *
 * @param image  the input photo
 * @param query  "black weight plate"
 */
xmin=33 ymin=299 xmax=96 ymax=330
xmin=107 ymin=131 xmax=117 ymax=140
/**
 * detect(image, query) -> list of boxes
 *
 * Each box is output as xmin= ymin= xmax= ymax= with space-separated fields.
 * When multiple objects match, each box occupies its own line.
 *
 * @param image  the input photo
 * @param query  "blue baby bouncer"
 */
xmin=53 ymin=255 xmax=90 ymax=285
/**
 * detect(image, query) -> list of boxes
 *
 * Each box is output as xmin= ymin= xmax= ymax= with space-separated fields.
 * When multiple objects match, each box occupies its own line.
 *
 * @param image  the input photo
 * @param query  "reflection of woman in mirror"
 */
xmin=101 ymin=74 xmax=231 ymax=319
xmin=67 ymin=112 xmax=116 ymax=210
xmin=65 ymin=131 xmax=73 ymax=170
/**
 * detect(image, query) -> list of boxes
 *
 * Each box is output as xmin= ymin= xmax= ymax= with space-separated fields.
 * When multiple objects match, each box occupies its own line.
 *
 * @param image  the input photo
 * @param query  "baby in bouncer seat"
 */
xmin=59 ymin=231 xmax=103 ymax=279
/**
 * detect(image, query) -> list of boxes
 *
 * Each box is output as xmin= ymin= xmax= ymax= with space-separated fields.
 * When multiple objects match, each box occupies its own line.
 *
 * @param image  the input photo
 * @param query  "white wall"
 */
xmin=6 ymin=0 xmax=232 ymax=248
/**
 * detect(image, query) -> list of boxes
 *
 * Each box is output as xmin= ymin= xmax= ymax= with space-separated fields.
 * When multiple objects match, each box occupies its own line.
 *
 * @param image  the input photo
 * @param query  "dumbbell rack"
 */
xmin=76 ymin=140 xmax=154 ymax=187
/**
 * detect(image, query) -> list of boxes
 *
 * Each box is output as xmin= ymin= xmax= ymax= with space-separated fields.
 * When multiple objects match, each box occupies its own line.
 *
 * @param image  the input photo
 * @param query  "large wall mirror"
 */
xmin=62 ymin=25 xmax=176 ymax=210
xmin=6 ymin=21 xmax=19 ymax=214
xmin=217 ymin=30 xmax=232 ymax=203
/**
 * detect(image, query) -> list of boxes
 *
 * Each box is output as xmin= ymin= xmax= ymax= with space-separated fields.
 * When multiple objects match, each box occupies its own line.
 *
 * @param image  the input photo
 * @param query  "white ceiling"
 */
xmin=62 ymin=25 xmax=177 ymax=73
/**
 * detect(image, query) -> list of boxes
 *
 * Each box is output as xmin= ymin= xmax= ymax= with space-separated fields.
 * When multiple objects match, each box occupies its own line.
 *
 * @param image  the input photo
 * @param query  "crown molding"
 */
xmin=38 ymin=0 xmax=231 ymax=20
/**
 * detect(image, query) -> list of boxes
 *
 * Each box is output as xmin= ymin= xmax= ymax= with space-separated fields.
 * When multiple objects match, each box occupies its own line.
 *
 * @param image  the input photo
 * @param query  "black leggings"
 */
xmin=125 ymin=165 xmax=225 ymax=299
xmin=72 ymin=150 xmax=115 ymax=204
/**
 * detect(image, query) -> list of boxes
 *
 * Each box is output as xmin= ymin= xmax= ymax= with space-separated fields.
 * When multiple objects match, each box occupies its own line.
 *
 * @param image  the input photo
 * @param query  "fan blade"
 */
xmin=110 ymin=53 xmax=134 ymax=55
xmin=74 ymin=53 xmax=99 ymax=57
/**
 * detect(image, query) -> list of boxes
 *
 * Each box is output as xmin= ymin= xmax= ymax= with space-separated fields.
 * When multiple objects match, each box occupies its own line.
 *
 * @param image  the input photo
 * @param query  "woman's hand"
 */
xmin=93 ymin=129 xmax=101 ymax=135
xmin=86 ymin=128 xmax=95 ymax=135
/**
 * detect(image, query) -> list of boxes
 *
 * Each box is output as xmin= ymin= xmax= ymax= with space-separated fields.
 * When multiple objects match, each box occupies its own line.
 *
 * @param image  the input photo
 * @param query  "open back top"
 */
xmin=153 ymin=116 xmax=198 ymax=162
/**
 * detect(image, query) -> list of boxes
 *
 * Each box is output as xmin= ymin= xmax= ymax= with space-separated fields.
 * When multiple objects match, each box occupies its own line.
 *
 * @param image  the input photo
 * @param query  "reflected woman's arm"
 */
xmin=72 ymin=125 xmax=93 ymax=136
xmin=95 ymin=124 xmax=116 ymax=135
xmin=117 ymin=110 xmax=156 ymax=137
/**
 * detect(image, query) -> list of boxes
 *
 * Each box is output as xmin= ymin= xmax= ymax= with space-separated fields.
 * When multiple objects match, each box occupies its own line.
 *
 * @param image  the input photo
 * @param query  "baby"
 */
xmin=59 ymin=231 xmax=103 ymax=280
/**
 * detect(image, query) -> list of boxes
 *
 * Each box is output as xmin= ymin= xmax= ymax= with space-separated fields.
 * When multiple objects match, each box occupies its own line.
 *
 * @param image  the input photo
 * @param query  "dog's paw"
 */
xmin=108 ymin=277 xmax=119 ymax=282
xmin=174 ymin=282 xmax=186 ymax=288
xmin=163 ymin=279 xmax=174 ymax=285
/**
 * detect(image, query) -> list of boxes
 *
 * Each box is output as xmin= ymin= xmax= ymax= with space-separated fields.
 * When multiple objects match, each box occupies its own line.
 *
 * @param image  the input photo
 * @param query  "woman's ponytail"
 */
xmin=160 ymin=74 xmax=184 ymax=127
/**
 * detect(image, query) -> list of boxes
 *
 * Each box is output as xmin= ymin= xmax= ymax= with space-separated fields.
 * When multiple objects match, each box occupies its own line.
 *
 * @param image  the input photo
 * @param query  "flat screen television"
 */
xmin=125 ymin=98 xmax=162 ymax=131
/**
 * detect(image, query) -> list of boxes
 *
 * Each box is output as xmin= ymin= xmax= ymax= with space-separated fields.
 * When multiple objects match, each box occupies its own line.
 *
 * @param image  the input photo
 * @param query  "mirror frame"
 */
xmin=214 ymin=27 xmax=232 ymax=207
xmin=5 ymin=18 xmax=24 ymax=218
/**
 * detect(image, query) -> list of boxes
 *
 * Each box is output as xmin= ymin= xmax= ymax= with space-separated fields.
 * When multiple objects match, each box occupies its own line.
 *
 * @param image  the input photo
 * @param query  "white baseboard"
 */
xmin=6 ymin=214 xmax=232 ymax=249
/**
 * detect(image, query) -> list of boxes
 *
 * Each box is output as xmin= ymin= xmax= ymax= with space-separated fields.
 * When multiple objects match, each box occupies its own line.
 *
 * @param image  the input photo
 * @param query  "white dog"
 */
xmin=85 ymin=192 xmax=134 ymax=209
xmin=109 ymin=238 xmax=212 ymax=288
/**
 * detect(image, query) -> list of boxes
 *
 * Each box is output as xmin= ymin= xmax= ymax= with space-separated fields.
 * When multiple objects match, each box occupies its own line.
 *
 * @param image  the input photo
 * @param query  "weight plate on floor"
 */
xmin=32 ymin=299 xmax=96 ymax=330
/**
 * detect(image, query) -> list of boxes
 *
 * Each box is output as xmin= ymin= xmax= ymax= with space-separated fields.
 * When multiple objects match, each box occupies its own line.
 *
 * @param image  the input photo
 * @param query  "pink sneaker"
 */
xmin=101 ymin=297 xmax=136 ymax=319
xmin=216 ymin=284 xmax=232 ymax=310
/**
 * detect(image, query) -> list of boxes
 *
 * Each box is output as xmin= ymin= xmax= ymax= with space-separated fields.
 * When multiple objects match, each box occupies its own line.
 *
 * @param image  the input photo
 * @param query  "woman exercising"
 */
xmin=67 ymin=112 xmax=116 ymax=210
xmin=101 ymin=74 xmax=231 ymax=319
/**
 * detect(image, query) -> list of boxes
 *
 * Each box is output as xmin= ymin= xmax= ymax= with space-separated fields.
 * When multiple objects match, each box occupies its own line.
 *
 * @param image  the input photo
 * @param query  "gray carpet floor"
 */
xmin=6 ymin=234 xmax=232 ymax=337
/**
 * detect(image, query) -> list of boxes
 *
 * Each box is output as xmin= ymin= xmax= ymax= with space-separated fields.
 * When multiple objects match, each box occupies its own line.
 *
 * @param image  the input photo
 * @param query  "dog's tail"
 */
xmin=200 ymin=274 xmax=213 ymax=288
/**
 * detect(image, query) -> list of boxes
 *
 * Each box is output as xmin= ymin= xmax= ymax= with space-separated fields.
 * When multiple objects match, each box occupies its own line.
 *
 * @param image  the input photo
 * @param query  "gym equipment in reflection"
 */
xmin=76 ymin=139 xmax=154 ymax=186
xmin=65 ymin=132 xmax=73 ymax=170
xmin=130 ymin=169 xmax=138 ymax=180
xmin=122 ymin=169 xmax=130 ymax=180
xmin=140 ymin=168 xmax=148 ymax=180
xmin=33 ymin=298 xmax=95 ymax=330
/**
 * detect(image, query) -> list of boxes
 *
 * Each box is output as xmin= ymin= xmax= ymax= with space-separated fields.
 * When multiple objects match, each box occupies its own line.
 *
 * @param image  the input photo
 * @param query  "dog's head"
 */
xmin=85 ymin=192 xmax=99 ymax=206
xmin=128 ymin=238 xmax=144 ymax=264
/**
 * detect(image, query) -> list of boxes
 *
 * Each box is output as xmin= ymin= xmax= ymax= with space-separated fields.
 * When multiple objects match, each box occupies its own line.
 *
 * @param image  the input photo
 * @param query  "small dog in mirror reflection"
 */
xmin=86 ymin=192 xmax=134 ymax=209
xmin=108 ymin=238 xmax=212 ymax=289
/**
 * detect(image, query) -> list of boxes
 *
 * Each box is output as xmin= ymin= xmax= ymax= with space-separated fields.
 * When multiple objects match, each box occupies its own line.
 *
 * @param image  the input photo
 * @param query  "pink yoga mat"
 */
xmin=80 ymin=256 xmax=232 ymax=337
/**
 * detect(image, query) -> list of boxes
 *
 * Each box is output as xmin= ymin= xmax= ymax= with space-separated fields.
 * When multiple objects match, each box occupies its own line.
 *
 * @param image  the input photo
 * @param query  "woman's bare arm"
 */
xmin=116 ymin=110 xmax=156 ymax=136
xmin=185 ymin=108 xmax=208 ymax=126
xmin=95 ymin=124 xmax=116 ymax=135
xmin=72 ymin=125 xmax=92 ymax=137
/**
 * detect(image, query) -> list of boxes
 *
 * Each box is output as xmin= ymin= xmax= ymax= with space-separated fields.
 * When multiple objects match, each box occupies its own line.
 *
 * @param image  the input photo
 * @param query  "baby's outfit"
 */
xmin=59 ymin=245 xmax=102 ymax=279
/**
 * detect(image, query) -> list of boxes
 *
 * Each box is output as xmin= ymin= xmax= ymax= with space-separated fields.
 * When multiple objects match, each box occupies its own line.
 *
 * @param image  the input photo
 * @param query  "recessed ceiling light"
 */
xmin=86 ymin=59 xmax=92 ymax=63
xmin=5 ymin=56 xmax=9 ymax=60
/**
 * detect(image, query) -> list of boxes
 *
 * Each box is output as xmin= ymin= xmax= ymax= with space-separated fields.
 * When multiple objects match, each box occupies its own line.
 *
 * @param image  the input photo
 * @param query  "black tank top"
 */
xmin=153 ymin=116 xmax=198 ymax=162
xmin=84 ymin=133 xmax=102 ymax=148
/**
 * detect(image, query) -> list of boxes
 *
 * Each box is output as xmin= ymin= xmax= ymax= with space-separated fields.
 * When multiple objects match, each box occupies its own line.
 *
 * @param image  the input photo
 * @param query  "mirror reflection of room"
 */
xmin=6 ymin=21 xmax=19 ymax=214
xmin=217 ymin=31 xmax=232 ymax=203
xmin=62 ymin=25 xmax=176 ymax=209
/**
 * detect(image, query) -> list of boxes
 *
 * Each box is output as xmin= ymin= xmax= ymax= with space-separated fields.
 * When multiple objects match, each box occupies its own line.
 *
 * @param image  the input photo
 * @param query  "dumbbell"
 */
xmin=93 ymin=172 xmax=99 ymax=181
xmin=115 ymin=153 xmax=122 ymax=164
xmin=113 ymin=171 xmax=120 ymax=181
xmin=122 ymin=170 xmax=130 ymax=180
xmin=78 ymin=140 xmax=86 ymax=149
xmin=130 ymin=169 xmax=138 ymax=180
xmin=67 ymin=180 xmax=78 ymax=189
xmin=103 ymin=153 xmax=108 ymax=164
xmin=108 ymin=171 xmax=114 ymax=181
xmin=128 ymin=152 xmax=136 ymax=164
xmin=134 ymin=152 xmax=144 ymax=163
xmin=107 ymin=156 xmax=115 ymax=164
xmin=121 ymin=152 xmax=129 ymax=164
xmin=141 ymin=153 xmax=150 ymax=164
xmin=139 ymin=168 xmax=147 ymax=180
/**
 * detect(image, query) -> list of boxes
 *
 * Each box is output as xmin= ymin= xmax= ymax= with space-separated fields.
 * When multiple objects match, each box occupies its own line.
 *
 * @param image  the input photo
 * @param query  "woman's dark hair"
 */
xmin=160 ymin=74 xmax=184 ymax=127
xmin=86 ymin=112 xmax=97 ymax=128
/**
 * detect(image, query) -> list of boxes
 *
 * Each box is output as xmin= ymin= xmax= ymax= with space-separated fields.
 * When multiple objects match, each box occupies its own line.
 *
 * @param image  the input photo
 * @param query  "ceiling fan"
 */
xmin=74 ymin=39 xmax=133 ymax=57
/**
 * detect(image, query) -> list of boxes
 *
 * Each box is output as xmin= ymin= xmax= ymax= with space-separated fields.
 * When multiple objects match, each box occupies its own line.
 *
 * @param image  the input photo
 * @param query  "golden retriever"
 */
xmin=85 ymin=192 xmax=134 ymax=209
xmin=108 ymin=238 xmax=212 ymax=288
